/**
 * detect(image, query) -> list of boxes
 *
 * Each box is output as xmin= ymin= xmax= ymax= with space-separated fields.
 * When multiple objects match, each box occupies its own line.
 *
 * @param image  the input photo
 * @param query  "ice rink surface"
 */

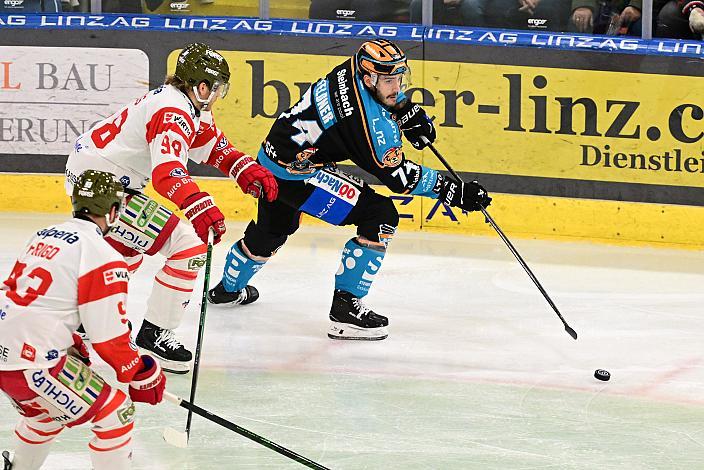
xmin=1 ymin=213 xmax=703 ymax=469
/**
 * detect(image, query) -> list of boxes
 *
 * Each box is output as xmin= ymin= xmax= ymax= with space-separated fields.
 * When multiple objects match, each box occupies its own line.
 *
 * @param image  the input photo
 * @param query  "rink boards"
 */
xmin=0 ymin=15 xmax=703 ymax=248
xmin=4 ymin=172 xmax=702 ymax=249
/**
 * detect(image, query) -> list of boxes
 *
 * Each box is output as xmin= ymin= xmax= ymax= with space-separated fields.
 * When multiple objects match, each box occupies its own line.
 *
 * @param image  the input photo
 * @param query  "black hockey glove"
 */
xmin=394 ymin=100 xmax=436 ymax=150
xmin=436 ymin=174 xmax=492 ymax=212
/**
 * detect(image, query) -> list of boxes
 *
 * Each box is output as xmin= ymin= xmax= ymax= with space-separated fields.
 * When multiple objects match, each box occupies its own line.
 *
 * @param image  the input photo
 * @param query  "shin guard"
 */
xmin=222 ymin=240 xmax=266 ymax=293
xmin=334 ymin=238 xmax=386 ymax=298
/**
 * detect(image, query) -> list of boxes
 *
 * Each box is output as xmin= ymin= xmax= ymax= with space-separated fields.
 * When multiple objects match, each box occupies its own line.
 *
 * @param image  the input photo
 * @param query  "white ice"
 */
xmin=1 ymin=212 xmax=703 ymax=469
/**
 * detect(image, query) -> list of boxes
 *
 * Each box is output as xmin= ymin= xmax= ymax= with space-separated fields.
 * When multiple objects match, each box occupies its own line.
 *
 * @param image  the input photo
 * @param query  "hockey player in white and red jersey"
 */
xmin=0 ymin=170 xmax=166 ymax=470
xmin=65 ymin=43 xmax=278 ymax=373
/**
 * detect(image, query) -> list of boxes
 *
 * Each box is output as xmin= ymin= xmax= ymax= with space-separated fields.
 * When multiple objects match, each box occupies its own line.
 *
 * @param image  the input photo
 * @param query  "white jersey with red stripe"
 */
xmin=65 ymin=84 xmax=231 ymax=209
xmin=0 ymin=218 xmax=140 ymax=383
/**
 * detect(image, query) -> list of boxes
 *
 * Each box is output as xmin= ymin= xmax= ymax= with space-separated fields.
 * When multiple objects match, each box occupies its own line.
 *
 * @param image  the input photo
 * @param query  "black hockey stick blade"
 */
xmin=565 ymin=324 xmax=578 ymax=340
xmin=164 ymin=392 xmax=331 ymax=470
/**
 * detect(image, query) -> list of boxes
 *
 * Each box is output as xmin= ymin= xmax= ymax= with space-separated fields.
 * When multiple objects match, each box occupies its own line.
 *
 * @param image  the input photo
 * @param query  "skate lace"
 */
xmin=352 ymin=297 xmax=370 ymax=318
xmin=155 ymin=329 xmax=183 ymax=351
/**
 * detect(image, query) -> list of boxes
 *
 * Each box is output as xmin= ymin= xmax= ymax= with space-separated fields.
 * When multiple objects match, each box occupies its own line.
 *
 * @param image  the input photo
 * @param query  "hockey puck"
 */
xmin=594 ymin=369 xmax=610 ymax=381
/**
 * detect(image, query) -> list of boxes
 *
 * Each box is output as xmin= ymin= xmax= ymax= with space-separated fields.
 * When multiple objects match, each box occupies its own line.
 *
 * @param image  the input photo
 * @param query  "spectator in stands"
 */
xmin=101 ymin=0 xmax=142 ymax=12
xmin=657 ymin=0 xmax=704 ymax=38
xmin=408 ymin=0 xmax=487 ymax=26
xmin=309 ymin=0 xmax=410 ymax=22
xmin=570 ymin=0 xmax=643 ymax=35
xmin=483 ymin=0 xmax=571 ymax=31
xmin=0 ymin=0 xmax=61 ymax=12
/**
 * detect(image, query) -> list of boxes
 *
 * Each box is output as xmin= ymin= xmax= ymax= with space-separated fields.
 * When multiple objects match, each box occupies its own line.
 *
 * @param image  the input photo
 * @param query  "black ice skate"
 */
xmin=328 ymin=290 xmax=389 ymax=341
xmin=207 ymin=281 xmax=259 ymax=306
xmin=2 ymin=451 xmax=11 ymax=470
xmin=135 ymin=320 xmax=192 ymax=374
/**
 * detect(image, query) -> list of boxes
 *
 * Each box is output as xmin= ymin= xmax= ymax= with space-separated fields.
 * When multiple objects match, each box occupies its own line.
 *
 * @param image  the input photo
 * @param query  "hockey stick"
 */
xmin=161 ymin=230 xmax=215 ymax=448
xmin=185 ymin=230 xmax=215 ymax=437
xmin=423 ymin=138 xmax=578 ymax=340
xmin=163 ymin=391 xmax=331 ymax=469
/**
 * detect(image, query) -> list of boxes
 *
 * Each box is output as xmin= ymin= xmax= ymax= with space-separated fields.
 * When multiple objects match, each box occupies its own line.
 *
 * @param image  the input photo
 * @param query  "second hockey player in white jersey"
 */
xmin=0 ymin=170 xmax=166 ymax=470
xmin=65 ymin=43 xmax=278 ymax=373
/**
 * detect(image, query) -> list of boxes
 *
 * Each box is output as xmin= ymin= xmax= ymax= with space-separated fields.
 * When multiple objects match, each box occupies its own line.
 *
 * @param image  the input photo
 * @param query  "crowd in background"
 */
xmin=1 ymin=0 xmax=702 ymax=39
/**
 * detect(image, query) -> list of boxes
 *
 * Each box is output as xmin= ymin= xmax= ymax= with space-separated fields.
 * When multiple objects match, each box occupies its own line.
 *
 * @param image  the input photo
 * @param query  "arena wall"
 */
xmin=1 ymin=14 xmax=703 ymax=248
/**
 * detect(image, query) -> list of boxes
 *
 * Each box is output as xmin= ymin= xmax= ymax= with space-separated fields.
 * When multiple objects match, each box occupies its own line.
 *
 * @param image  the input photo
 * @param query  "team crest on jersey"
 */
xmin=216 ymin=136 xmax=229 ymax=151
xmin=45 ymin=349 xmax=59 ymax=361
xmin=382 ymin=147 xmax=403 ymax=167
xmin=119 ymin=176 xmax=130 ymax=187
xmin=104 ymin=267 xmax=129 ymax=284
xmin=286 ymin=147 xmax=321 ymax=175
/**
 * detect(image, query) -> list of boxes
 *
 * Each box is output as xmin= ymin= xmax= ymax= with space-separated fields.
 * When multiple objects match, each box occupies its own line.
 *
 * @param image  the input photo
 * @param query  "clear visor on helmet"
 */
xmin=370 ymin=66 xmax=412 ymax=92
xmin=211 ymin=80 xmax=230 ymax=99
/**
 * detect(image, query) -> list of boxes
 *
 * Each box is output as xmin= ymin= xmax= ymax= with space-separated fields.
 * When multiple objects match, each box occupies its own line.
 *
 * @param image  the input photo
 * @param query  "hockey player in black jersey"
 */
xmin=208 ymin=39 xmax=492 ymax=340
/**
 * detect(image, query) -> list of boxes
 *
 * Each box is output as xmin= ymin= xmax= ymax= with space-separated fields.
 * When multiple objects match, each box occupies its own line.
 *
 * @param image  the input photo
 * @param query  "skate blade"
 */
xmin=327 ymin=323 xmax=388 ymax=341
xmin=139 ymin=350 xmax=191 ymax=374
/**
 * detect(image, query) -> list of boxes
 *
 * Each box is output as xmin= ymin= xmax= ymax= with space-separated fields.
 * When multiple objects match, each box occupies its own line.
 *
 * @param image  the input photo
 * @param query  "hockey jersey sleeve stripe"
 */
xmin=151 ymin=160 xmax=201 ymax=208
xmin=204 ymin=134 xmax=247 ymax=177
xmin=92 ymin=331 xmax=141 ymax=383
xmin=77 ymin=261 xmax=129 ymax=305
xmin=145 ymin=107 xmax=195 ymax=145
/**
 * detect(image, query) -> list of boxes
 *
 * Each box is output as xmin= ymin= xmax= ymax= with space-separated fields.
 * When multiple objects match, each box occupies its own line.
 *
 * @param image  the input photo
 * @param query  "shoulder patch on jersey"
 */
xmin=382 ymin=147 xmax=403 ymax=167
xmin=103 ymin=266 xmax=129 ymax=285
xmin=163 ymin=112 xmax=193 ymax=138
xmin=169 ymin=167 xmax=188 ymax=178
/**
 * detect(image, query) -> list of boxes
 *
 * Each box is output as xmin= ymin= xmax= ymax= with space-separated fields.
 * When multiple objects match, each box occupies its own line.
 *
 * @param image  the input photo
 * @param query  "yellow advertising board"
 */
xmin=170 ymin=49 xmax=704 ymax=189
xmin=7 ymin=50 xmax=697 ymax=250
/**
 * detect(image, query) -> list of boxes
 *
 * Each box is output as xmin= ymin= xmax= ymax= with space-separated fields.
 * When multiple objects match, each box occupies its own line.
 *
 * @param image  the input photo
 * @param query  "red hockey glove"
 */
xmin=129 ymin=355 xmax=166 ymax=405
xmin=230 ymin=155 xmax=278 ymax=202
xmin=181 ymin=192 xmax=226 ymax=245
xmin=68 ymin=332 xmax=91 ymax=366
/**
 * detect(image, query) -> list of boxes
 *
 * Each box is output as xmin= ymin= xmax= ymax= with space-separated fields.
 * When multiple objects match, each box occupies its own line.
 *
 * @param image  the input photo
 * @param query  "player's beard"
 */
xmin=376 ymin=89 xmax=398 ymax=107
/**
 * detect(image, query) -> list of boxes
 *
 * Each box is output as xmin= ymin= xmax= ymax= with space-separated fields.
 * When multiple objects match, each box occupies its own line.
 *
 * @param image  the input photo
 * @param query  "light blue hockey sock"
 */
xmin=334 ymin=238 xmax=386 ymax=298
xmin=222 ymin=240 xmax=265 ymax=292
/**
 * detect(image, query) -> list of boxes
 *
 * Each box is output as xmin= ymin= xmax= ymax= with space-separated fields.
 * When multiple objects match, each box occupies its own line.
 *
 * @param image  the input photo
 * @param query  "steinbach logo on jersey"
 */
xmin=103 ymin=267 xmax=129 ymax=285
xmin=163 ymin=112 xmax=193 ymax=138
xmin=335 ymin=69 xmax=354 ymax=118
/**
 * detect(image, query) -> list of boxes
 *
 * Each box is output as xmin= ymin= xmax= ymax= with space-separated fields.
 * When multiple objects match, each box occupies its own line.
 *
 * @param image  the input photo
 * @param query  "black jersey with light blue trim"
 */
xmin=258 ymin=58 xmax=438 ymax=197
